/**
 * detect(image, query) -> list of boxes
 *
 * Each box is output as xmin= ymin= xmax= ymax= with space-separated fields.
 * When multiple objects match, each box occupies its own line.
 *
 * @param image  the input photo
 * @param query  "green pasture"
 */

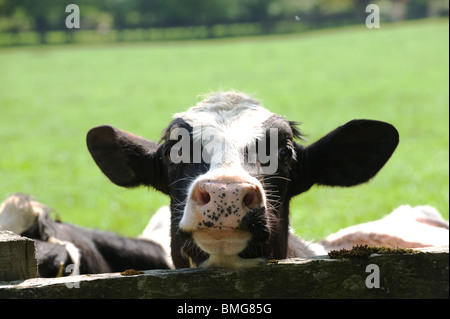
xmin=0 ymin=19 xmax=448 ymax=241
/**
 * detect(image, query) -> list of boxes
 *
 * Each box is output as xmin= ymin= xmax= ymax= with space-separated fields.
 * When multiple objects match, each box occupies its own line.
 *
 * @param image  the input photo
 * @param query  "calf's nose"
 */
xmin=193 ymin=180 xmax=262 ymax=210
xmin=189 ymin=179 xmax=264 ymax=230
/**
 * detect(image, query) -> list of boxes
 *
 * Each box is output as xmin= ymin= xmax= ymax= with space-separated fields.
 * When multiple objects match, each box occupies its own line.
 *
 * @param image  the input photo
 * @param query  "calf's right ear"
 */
xmin=86 ymin=125 xmax=169 ymax=194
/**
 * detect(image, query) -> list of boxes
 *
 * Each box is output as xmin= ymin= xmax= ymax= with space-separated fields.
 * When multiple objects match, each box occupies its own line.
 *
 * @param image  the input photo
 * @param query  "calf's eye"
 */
xmin=163 ymin=144 xmax=182 ymax=163
xmin=278 ymin=146 xmax=292 ymax=163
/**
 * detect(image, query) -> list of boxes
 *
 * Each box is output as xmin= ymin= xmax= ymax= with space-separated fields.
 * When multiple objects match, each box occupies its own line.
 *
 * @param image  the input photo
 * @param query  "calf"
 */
xmin=0 ymin=193 xmax=170 ymax=277
xmin=86 ymin=91 xmax=410 ymax=269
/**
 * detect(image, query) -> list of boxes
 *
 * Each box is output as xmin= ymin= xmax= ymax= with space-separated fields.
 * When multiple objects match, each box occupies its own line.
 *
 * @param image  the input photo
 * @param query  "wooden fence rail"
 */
xmin=0 ymin=231 xmax=447 ymax=299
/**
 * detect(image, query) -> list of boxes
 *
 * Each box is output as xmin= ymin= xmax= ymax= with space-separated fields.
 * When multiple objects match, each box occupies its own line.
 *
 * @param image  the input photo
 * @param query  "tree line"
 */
xmin=0 ymin=0 xmax=446 ymax=45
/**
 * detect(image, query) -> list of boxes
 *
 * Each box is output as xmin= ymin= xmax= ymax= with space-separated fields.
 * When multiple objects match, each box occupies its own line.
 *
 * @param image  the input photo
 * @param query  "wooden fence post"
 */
xmin=0 ymin=231 xmax=37 ymax=281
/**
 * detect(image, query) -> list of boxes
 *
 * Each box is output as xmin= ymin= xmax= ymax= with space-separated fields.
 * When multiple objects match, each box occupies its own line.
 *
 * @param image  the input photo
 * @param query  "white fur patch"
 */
xmin=0 ymin=193 xmax=42 ymax=234
xmin=140 ymin=206 xmax=174 ymax=269
xmin=174 ymin=91 xmax=274 ymax=169
xmin=322 ymin=205 xmax=449 ymax=250
xmin=48 ymin=236 xmax=81 ymax=276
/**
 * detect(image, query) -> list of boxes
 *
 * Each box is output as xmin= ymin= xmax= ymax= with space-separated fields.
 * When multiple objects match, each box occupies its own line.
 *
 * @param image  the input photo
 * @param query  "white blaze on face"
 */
xmin=174 ymin=92 xmax=274 ymax=170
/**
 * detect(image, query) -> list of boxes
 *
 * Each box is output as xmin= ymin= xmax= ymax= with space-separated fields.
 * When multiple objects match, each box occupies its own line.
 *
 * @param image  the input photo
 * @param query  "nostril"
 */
xmin=192 ymin=184 xmax=211 ymax=206
xmin=243 ymin=188 xmax=261 ymax=210
xmin=200 ymin=191 xmax=210 ymax=206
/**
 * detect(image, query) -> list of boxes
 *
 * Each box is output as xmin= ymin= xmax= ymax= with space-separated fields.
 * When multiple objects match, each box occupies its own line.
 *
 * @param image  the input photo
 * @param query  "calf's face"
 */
xmin=87 ymin=92 xmax=399 ymax=269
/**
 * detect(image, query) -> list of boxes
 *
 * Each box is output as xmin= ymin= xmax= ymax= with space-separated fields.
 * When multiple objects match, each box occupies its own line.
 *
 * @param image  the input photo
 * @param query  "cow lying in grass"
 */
xmin=0 ymin=193 xmax=169 ymax=277
xmin=86 ymin=91 xmax=448 ymax=269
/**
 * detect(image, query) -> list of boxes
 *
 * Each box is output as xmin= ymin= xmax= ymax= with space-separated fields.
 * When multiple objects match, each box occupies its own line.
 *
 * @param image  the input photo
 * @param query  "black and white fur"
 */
xmin=87 ymin=91 xmax=405 ymax=269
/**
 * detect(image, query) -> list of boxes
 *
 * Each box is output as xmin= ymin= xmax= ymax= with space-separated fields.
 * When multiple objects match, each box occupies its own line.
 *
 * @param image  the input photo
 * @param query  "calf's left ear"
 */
xmin=86 ymin=125 xmax=169 ymax=194
xmin=290 ymin=119 xmax=399 ymax=195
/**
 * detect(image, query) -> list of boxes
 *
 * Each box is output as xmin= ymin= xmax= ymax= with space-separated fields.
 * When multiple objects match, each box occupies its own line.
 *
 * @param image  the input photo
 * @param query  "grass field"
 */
xmin=0 ymin=19 xmax=448 ymax=241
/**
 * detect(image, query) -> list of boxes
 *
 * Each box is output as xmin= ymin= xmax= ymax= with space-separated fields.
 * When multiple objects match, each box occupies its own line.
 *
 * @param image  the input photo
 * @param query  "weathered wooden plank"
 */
xmin=0 ymin=231 xmax=37 ymax=281
xmin=0 ymin=246 xmax=447 ymax=299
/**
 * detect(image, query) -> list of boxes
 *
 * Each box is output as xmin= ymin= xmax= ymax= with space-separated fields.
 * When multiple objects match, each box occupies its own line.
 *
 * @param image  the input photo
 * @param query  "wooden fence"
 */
xmin=0 ymin=231 xmax=448 ymax=299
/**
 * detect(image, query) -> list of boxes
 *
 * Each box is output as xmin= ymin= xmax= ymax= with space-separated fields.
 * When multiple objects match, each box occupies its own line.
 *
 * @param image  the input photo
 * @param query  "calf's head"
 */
xmin=87 ymin=92 xmax=399 ymax=269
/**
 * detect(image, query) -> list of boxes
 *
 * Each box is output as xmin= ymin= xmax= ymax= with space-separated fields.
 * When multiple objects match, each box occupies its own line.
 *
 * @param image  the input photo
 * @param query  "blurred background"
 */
xmin=0 ymin=0 xmax=448 ymax=241
xmin=0 ymin=0 xmax=448 ymax=46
